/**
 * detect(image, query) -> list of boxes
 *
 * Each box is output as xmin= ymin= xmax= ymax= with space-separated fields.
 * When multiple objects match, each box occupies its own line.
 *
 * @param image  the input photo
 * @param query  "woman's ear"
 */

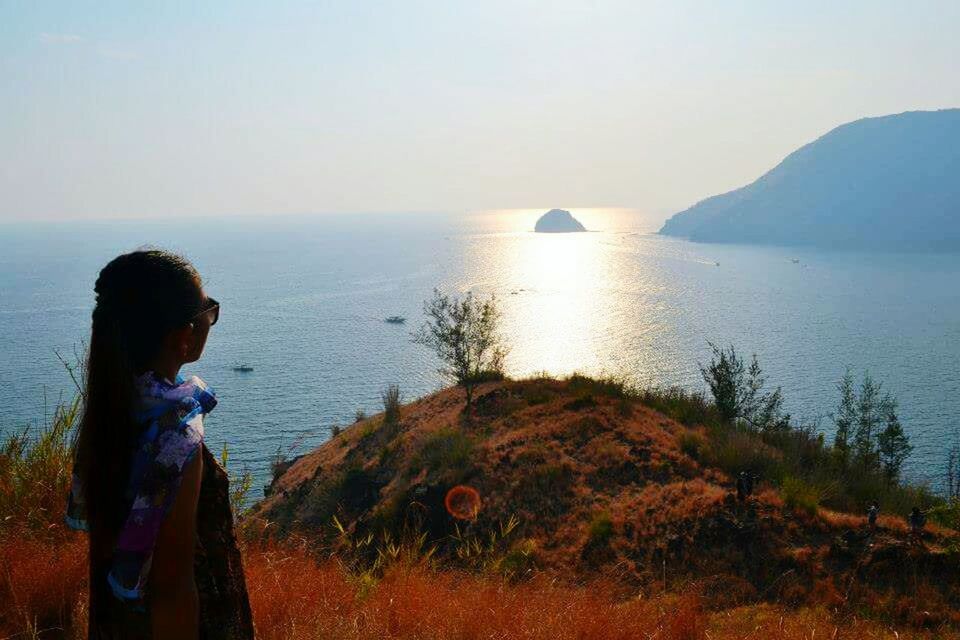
xmin=169 ymin=324 xmax=194 ymax=359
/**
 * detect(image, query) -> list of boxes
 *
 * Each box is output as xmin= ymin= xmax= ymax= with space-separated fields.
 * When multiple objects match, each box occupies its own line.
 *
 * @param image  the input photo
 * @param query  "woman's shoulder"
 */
xmin=134 ymin=373 xmax=218 ymax=468
xmin=135 ymin=373 xmax=216 ymax=421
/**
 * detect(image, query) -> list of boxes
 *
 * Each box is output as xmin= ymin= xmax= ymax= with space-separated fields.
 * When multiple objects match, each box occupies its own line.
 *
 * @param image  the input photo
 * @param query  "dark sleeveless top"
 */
xmin=87 ymin=444 xmax=254 ymax=639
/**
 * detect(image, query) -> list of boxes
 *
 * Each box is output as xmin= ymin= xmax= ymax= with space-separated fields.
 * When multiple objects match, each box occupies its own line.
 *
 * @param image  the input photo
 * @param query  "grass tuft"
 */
xmin=781 ymin=476 xmax=822 ymax=516
xmin=412 ymin=427 xmax=474 ymax=481
xmin=0 ymin=396 xmax=79 ymax=535
xmin=587 ymin=512 xmax=614 ymax=546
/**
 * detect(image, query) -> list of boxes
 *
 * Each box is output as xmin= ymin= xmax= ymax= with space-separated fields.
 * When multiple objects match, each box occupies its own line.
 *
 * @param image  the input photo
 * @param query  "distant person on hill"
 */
xmin=867 ymin=502 xmax=880 ymax=530
xmin=736 ymin=471 xmax=754 ymax=502
xmin=908 ymin=507 xmax=927 ymax=538
xmin=66 ymin=250 xmax=253 ymax=640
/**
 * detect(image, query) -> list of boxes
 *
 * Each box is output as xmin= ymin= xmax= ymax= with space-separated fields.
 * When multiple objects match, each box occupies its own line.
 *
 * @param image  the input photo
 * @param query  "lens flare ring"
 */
xmin=444 ymin=485 xmax=481 ymax=520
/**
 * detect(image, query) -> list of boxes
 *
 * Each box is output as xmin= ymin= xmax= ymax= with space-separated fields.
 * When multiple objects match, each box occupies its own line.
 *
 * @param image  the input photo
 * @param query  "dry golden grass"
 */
xmin=3 ymin=532 xmax=710 ymax=639
xmin=4 ymin=533 xmax=958 ymax=640
xmin=708 ymin=603 xmax=960 ymax=639
xmin=0 ymin=529 xmax=87 ymax=637
xmin=249 ymin=551 xmax=706 ymax=640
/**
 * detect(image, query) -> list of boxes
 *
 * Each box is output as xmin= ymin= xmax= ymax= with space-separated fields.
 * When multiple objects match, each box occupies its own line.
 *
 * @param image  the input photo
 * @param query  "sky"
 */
xmin=2 ymin=1 xmax=959 ymax=222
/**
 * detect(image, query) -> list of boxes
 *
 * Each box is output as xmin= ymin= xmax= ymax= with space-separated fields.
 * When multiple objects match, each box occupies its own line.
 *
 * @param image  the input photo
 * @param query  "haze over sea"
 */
xmin=2 ymin=208 xmax=958 ymax=494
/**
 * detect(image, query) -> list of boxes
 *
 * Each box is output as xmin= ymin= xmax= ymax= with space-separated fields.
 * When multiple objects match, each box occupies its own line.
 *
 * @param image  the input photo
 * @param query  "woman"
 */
xmin=67 ymin=250 xmax=253 ymax=640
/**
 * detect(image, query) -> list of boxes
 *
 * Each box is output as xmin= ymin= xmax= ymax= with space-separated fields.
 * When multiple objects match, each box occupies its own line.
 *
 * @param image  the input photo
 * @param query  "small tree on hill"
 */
xmin=832 ymin=371 xmax=857 ymax=455
xmin=854 ymin=374 xmax=885 ymax=465
xmin=947 ymin=441 xmax=960 ymax=501
xmin=699 ymin=343 xmax=786 ymax=431
xmin=413 ymin=289 xmax=507 ymax=407
xmin=830 ymin=370 xmax=911 ymax=480
xmin=877 ymin=405 xmax=912 ymax=482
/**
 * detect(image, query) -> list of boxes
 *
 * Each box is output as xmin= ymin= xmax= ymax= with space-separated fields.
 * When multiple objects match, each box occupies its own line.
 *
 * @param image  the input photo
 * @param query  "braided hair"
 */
xmin=75 ymin=249 xmax=204 ymax=537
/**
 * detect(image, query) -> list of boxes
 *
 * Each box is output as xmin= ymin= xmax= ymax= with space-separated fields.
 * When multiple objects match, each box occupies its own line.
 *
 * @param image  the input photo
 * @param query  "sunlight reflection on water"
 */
xmin=456 ymin=208 xmax=673 ymax=378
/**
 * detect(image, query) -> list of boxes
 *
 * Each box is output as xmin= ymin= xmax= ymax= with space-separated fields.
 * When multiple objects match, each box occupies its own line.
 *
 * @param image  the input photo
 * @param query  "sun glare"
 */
xmin=454 ymin=208 xmax=638 ymax=378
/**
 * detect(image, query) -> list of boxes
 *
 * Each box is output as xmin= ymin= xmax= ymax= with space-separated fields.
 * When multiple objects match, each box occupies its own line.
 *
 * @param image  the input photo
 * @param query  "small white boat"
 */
xmin=232 ymin=363 xmax=254 ymax=372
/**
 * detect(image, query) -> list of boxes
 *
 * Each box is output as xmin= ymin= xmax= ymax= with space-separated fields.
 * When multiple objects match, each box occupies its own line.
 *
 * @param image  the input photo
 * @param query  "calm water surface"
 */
xmin=2 ymin=209 xmax=958 ymax=494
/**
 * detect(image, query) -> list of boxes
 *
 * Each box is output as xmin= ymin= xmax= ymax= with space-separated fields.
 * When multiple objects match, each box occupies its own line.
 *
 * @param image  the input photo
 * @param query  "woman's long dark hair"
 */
xmin=75 ymin=249 xmax=204 ymax=538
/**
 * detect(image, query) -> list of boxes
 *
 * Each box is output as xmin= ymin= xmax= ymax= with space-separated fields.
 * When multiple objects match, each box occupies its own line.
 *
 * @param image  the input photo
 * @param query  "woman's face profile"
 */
xmin=182 ymin=289 xmax=216 ymax=364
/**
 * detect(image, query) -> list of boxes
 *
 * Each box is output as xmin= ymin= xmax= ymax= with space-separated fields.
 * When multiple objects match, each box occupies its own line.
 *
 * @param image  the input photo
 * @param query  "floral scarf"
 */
xmin=66 ymin=372 xmax=217 ymax=603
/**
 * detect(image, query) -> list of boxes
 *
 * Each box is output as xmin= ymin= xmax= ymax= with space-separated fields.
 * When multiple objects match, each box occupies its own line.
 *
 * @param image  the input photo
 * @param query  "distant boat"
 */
xmin=385 ymin=316 xmax=406 ymax=324
xmin=791 ymin=259 xmax=800 ymax=264
xmin=232 ymin=363 xmax=254 ymax=372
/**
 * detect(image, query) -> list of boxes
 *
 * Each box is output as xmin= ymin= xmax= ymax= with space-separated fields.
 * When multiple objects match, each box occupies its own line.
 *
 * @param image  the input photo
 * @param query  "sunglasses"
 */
xmin=191 ymin=296 xmax=220 ymax=327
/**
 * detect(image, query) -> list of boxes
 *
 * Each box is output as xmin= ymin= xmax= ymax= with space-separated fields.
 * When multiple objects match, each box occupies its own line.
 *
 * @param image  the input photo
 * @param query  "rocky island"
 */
xmin=534 ymin=208 xmax=586 ymax=233
xmin=659 ymin=109 xmax=960 ymax=250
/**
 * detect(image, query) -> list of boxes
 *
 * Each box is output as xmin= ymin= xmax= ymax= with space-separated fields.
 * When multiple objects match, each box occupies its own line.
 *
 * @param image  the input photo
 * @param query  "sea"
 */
xmin=2 ymin=208 xmax=958 ymax=496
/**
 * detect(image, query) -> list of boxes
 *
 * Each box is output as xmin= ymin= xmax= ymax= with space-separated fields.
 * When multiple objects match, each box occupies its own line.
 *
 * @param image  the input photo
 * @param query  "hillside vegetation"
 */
xmin=256 ymin=374 xmax=959 ymax=627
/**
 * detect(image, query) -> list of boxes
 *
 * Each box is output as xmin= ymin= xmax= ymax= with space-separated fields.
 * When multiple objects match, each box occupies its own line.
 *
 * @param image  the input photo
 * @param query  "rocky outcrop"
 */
xmin=534 ymin=209 xmax=586 ymax=233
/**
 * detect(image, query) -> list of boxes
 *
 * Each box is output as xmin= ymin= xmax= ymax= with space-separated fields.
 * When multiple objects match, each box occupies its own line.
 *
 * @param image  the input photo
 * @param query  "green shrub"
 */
xmin=929 ymin=499 xmax=960 ymax=532
xmin=703 ymin=429 xmax=785 ymax=483
xmin=414 ymin=428 xmax=475 ymax=480
xmin=382 ymin=385 xmax=401 ymax=426
xmin=368 ymin=494 xmax=405 ymax=531
xmin=270 ymin=445 xmax=288 ymax=481
xmin=520 ymin=381 xmax=556 ymax=406
xmin=464 ymin=369 xmax=507 ymax=384
xmin=637 ymin=386 xmax=721 ymax=428
xmin=512 ymin=460 xmax=575 ymax=517
xmin=782 ymin=476 xmax=821 ymax=516
xmin=301 ymin=465 xmax=381 ymax=530
xmin=378 ymin=443 xmax=397 ymax=466
xmin=498 ymin=538 xmax=537 ymax=577
xmin=529 ymin=462 xmax=573 ymax=490
xmin=513 ymin=441 xmax=552 ymax=467
xmin=230 ymin=468 xmax=254 ymax=518
xmin=357 ymin=420 xmax=380 ymax=440
xmin=571 ymin=415 xmax=607 ymax=445
xmin=567 ymin=374 xmax=628 ymax=399
xmin=656 ymin=459 xmax=674 ymax=476
xmin=563 ymin=394 xmax=597 ymax=411
xmin=588 ymin=512 xmax=614 ymax=545
xmin=219 ymin=443 xmax=254 ymax=516
xmin=678 ymin=431 xmax=705 ymax=461
xmin=0 ymin=396 xmax=79 ymax=534
xmin=300 ymin=475 xmax=344 ymax=528
xmin=828 ymin=464 xmax=935 ymax=516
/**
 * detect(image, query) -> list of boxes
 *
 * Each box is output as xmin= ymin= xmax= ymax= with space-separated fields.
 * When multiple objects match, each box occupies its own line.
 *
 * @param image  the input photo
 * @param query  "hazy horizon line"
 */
xmin=0 ymin=206 xmax=678 ymax=227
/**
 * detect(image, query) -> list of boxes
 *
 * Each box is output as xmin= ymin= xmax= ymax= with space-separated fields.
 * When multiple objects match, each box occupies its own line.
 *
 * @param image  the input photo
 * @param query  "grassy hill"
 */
xmin=255 ymin=376 xmax=959 ymax=625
